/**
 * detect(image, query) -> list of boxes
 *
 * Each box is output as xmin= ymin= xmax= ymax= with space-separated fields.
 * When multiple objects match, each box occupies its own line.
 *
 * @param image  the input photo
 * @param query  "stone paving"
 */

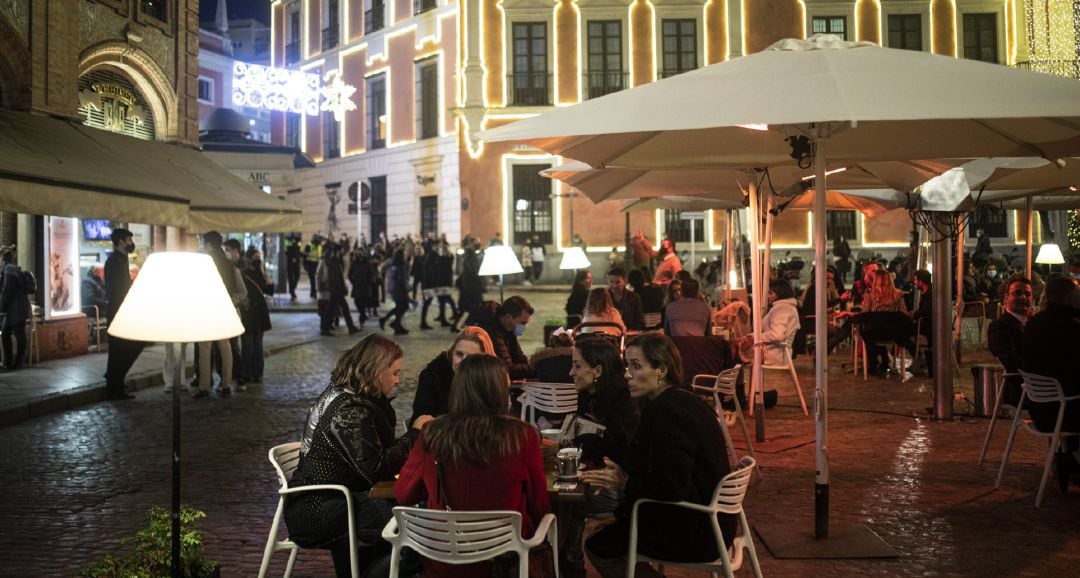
xmin=1 ymin=289 xmax=1079 ymax=577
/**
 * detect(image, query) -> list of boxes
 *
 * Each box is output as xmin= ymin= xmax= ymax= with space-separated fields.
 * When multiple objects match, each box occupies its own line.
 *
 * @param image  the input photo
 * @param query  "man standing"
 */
xmin=194 ymin=232 xmax=241 ymax=397
xmin=303 ymin=235 xmax=322 ymax=299
xmin=104 ymin=229 xmax=144 ymax=400
xmin=0 ymin=249 xmax=30 ymax=370
xmin=607 ymin=266 xmax=645 ymax=330
xmin=989 ymin=275 xmax=1032 ymax=406
xmin=911 ymin=269 xmax=934 ymax=374
xmin=285 ymin=236 xmax=302 ymax=302
xmin=973 ymin=228 xmax=993 ymax=268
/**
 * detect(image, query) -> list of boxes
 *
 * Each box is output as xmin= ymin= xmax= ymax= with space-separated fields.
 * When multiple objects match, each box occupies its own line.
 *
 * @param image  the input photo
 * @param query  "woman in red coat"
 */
xmin=395 ymin=355 xmax=551 ymax=577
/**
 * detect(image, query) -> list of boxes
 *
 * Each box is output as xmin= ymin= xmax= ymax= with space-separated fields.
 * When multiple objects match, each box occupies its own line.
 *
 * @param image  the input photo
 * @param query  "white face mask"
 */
xmin=987 ymin=270 xmax=997 ymax=278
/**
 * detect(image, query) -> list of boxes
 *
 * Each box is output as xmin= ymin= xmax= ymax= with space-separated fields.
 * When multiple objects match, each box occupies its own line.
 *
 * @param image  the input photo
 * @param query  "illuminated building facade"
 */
xmin=271 ymin=0 xmax=1057 ymax=264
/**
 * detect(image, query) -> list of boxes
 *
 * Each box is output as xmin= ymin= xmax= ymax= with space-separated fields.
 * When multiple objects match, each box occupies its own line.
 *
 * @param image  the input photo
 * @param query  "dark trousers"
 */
xmin=305 ymin=261 xmax=319 ymax=297
xmin=105 ymin=335 xmax=147 ymax=395
xmin=381 ymin=299 xmax=409 ymax=327
xmin=1 ymin=319 xmax=26 ymax=369
xmin=323 ymin=294 xmax=357 ymax=333
xmin=437 ymin=295 xmax=457 ymax=322
xmin=533 ymin=261 xmax=544 ymax=282
xmin=353 ymin=297 xmax=369 ymax=325
xmin=287 ymin=265 xmax=301 ymax=298
xmin=240 ymin=329 xmax=265 ymax=382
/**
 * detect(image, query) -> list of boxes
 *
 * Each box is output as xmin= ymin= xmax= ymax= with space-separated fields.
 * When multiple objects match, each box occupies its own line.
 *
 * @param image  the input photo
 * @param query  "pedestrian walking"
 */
xmin=348 ymin=246 xmax=377 ymax=328
xmin=322 ymin=244 xmax=360 ymax=336
xmin=103 ymin=229 xmax=146 ymax=400
xmin=303 ymin=235 xmax=322 ymax=298
xmin=435 ymin=241 xmax=457 ymax=326
xmin=419 ymin=241 xmax=440 ymax=330
xmin=0 ymin=248 xmax=31 ymax=372
xmin=378 ymin=249 xmax=410 ymax=335
xmin=450 ymin=235 xmax=483 ymax=331
xmin=286 ymin=236 xmax=302 ymax=301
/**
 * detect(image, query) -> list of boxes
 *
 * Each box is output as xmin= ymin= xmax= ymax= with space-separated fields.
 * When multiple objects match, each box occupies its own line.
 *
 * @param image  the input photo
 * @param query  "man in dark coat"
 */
xmin=103 ymin=229 xmax=144 ymax=399
xmin=481 ymin=295 xmax=536 ymax=380
xmin=323 ymin=244 xmax=360 ymax=336
xmin=988 ymin=275 xmax=1032 ymax=407
xmin=81 ymin=264 xmax=107 ymax=317
xmin=1021 ymin=276 xmax=1080 ymax=433
xmin=0 ymin=249 xmax=30 ymax=370
xmin=450 ymin=236 xmax=484 ymax=331
xmin=607 ymin=266 xmax=645 ymax=330
xmin=285 ymin=236 xmax=302 ymax=301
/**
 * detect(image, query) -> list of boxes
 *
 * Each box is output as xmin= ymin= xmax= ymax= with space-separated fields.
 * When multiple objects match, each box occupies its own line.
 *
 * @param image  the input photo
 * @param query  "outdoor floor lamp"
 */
xmin=1036 ymin=242 xmax=1065 ymax=274
xmin=108 ymin=252 xmax=244 ymax=578
xmin=479 ymin=244 xmax=524 ymax=302
xmin=558 ymin=246 xmax=591 ymax=271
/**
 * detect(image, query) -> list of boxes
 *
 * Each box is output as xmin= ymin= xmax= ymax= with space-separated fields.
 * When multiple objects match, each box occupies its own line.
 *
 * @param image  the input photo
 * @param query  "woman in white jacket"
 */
xmin=740 ymin=279 xmax=800 ymax=366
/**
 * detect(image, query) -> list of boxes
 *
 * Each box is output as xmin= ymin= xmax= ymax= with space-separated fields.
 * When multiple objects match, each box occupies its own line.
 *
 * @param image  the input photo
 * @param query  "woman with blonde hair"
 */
xmin=410 ymin=326 xmax=495 ymax=426
xmin=286 ymin=334 xmax=433 ymax=578
xmin=396 ymin=355 xmax=551 ymax=578
xmin=580 ymin=287 xmax=626 ymax=335
xmin=856 ymin=269 xmax=914 ymax=376
xmin=862 ymin=269 xmax=908 ymax=314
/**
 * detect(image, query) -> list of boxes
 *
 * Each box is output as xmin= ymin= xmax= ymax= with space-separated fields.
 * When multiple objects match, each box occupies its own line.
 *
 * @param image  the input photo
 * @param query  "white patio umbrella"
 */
xmin=484 ymin=34 xmax=1080 ymax=540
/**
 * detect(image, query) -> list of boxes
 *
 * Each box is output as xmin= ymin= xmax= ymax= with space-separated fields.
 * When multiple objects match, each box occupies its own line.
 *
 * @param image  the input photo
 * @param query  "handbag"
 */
xmin=436 ymin=461 xmax=556 ymax=578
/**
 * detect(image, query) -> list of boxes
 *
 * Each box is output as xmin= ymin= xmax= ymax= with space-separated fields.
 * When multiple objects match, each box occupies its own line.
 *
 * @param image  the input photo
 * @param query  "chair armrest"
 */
xmin=631 ymin=497 xmax=715 ymax=518
xmin=380 ymin=516 xmax=400 ymax=541
xmin=521 ymin=512 xmax=558 ymax=548
xmin=691 ymin=384 xmax=718 ymax=395
xmin=279 ymin=484 xmax=353 ymax=497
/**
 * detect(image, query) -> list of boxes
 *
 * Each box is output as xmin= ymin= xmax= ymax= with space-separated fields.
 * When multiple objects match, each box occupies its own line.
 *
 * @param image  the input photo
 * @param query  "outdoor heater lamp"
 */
xmin=558 ymin=246 xmax=591 ymax=271
xmin=1036 ymin=242 xmax=1066 ymax=273
xmin=479 ymin=244 xmax=524 ymax=302
xmin=108 ymin=252 xmax=244 ymax=578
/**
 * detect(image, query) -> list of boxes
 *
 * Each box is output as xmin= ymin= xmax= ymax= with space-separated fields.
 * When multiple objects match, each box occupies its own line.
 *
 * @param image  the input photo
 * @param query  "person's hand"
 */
xmin=840 ymin=291 xmax=852 ymax=301
xmin=579 ymin=457 xmax=628 ymax=491
xmin=412 ymin=415 xmax=434 ymax=430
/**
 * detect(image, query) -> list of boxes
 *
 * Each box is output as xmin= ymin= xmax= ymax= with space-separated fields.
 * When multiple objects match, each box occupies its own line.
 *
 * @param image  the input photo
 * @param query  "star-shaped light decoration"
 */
xmin=320 ymin=70 xmax=357 ymax=123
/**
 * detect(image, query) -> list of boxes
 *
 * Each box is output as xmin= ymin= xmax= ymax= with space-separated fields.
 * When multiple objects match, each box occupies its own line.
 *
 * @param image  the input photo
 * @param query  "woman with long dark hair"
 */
xmin=285 ymin=335 xmax=433 ymax=578
xmin=580 ymin=333 xmax=734 ymax=578
xmin=395 ymin=355 xmax=551 ymax=578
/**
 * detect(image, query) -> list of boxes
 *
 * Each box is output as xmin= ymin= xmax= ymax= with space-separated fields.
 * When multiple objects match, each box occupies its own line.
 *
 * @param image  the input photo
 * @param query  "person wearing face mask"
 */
xmin=479 ymin=295 xmax=536 ymax=380
xmin=988 ymin=275 xmax=1033 ymax=407
xmin=103 ymin=228 xmax=145 ymax=400
xmin=239 ymin=248 xmax=273 ymax=384
xmin=976 ymin=263 xmax=1002 ymax=312
xmin=580 ymin=333 xmax=734 ymax=578
xmin=286 ymin=335 xmax=433 ymax=578
xmin=410 ymin=327 xmax=494 ymax=427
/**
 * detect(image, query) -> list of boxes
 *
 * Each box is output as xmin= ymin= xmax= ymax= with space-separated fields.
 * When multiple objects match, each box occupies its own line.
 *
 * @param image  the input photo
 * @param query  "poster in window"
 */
xmin=46 ymin=216 xmax=81 ymax=319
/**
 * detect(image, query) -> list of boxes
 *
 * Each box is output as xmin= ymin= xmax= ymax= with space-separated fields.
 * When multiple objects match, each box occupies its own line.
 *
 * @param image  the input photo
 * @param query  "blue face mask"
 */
xmin=514 ymin=324 xmax=527 ymax=337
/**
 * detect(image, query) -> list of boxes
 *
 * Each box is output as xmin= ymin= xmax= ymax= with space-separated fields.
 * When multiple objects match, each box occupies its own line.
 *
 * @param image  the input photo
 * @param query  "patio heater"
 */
xmin=479 ymin=244 xmax=524 ymax=302
xmin=108 ymin=253 xmax=244 ymax=578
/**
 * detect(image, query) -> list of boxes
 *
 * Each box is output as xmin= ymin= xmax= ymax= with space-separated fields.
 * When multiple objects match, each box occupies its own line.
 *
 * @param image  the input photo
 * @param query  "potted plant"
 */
xmin=80 ymin=506 xmax=221 ymax=578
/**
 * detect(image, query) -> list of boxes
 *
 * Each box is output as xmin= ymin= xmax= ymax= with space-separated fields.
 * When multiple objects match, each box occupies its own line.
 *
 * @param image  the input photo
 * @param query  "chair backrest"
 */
xmin=643 ymin=312 xmax=662 ymax=330
xmin=386 ymin=507 xmax=523 ymax=564
xmin=520 ymin=382 xmax=578 ymax=422
xmin=1019 ymin=371 xmax=1067 ymax=404
xmin=269 ymin=442 xmax=303 ymax=490
xmin=691 ymin=365 xmax=741 ymax=399
xmin=710 ymin=456 xmax=756 ymax=515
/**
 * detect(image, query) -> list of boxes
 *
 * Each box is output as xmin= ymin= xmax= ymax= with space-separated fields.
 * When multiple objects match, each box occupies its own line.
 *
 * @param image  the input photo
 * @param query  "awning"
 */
xmin=0 ymin=108 xmax=303 ymax=232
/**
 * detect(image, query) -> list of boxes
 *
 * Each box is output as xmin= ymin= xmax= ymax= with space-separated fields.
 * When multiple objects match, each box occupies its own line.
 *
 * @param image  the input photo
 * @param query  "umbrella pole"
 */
xmin=934 ymin=216 xmax=955 ymax=420
xmin=954 ymin=223 xmax=965 ymax=364
xmin=170 ymin=342 xmax=182 ymax=578
xmin=1026 ymin=196 xmax=1034 ymax=279
xmin=725 ymin=209 xmax=734 ymax=300
xmin=747 ymin=182 xmax=765 ymax=440
xmin=812 ymin=141 xmax=830 ymax=539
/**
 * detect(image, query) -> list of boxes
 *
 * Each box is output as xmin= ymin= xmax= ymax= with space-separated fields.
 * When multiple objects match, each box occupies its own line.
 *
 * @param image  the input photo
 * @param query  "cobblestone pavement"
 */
xmin=1 ymin=291 xmax=1079 ymax=576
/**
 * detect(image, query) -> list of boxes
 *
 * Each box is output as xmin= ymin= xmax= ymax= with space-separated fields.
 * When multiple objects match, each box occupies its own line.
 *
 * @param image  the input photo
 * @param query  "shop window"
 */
xmin=512 ymin=164 xmax=553 ymax=245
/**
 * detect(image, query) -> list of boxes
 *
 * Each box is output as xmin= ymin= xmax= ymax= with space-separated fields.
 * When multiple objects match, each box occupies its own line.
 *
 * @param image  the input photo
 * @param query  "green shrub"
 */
xmin=79 ymin=506 xmax=220 ymax=578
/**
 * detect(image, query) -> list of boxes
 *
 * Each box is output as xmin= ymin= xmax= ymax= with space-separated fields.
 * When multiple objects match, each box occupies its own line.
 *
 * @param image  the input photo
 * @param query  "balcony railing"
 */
xmin=657 ymin=69 xmax=693 ymax=79
xmin=413 ymin=0 xmax=437 ymax=15
xmin=285 ymin=41 xmax=301 ymax=65
xmin=508 ymin=72 xmax=551 ymax=106
xmin=322 ymin=26 xmax=339 ymax=51
xmin=364 ymin=5 xmax=385 ymax=34
xmin=1011 ymin=59 xmax=1079 ymax=80
xmin=584 ymin=71 xmax=628 ymax=99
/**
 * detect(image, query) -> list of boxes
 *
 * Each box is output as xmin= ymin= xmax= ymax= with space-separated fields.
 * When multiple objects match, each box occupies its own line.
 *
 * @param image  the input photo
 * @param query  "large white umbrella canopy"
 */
xmin=484 ymin=34 xmax=1080 ymax=540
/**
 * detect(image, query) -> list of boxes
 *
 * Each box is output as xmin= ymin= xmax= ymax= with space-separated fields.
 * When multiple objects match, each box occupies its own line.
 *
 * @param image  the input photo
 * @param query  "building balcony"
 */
xmin=364 ymin=5 xmax=385 ymax=34
xmin=322 ymin=26 xmax=339 ymax=51
xmin=657 ymin=69 xmax=693 ymax=80
xmin=1011 ymin=59 xmax=1079 ymax=80
xmin=508 ymin=72 xmax=552 ymax=106
xmin=285 ymin=41 xmax=301 ymax=66
xmin=584 ymin=71 xmax=628 ymax=99
xmin=413 ymin=0 xmax=437 ymax=15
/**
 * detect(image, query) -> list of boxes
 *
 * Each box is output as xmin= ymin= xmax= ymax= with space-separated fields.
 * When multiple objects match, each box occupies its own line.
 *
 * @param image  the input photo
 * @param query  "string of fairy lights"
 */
xmin=1023 ymin=0 xmax=1080 ymax=78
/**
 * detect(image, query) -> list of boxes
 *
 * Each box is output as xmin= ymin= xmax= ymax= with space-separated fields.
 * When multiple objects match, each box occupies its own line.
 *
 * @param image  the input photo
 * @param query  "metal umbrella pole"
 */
xmin=812 ymin=139 xmax=830 ymax=539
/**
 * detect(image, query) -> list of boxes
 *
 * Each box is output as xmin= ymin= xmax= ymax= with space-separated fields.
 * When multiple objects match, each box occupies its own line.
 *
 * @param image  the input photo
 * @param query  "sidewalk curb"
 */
xmin=0 ymin=337 xmax=320 ymax=429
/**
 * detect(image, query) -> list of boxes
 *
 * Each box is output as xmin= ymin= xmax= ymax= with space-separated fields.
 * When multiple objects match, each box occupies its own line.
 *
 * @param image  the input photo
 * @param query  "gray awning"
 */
xmin=0 ymin=109 xmax=303 ymax=232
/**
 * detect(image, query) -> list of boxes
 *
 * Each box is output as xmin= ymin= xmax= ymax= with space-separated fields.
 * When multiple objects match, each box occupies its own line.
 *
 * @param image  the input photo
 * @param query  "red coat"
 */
xmin=394 ymin=426 xmax=551 ymax=578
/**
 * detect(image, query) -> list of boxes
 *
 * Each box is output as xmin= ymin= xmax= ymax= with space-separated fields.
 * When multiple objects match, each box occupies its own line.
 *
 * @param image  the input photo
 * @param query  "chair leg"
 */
xmin=741 ymin=512 xmax=763 ymax=578
xmin=732 ymin=399 xmax=756 ymax=462
xmin=283 ymin=548 xmax=299 ymax=578
xmin=389 ymin=545 xmax=401 ymax=578
xmin=978 ymin=378 xmax=1009 ymax=466
xmin=259 ymin=504 xmax=286 ymax=578
xmin=719 ymin=413 xmax=738 ymax=468
xmin=788 ymin=362 xmax=808 ymax=415
xmin=1036 ymin=435 xmax=1061 ymax=509
xmin=995 ymin=409 xmax=1024 ymax=489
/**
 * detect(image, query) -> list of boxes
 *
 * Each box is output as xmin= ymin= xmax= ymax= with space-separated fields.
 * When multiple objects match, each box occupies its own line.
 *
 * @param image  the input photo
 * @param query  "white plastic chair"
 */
xmin=519 ymin=382 xmax=578 ymax=425
xmin=995 ymin=371 xmax=1080 ymax=508
xmin=852 ymin=326 xmax=910 ymax=383
xmin=258 ymin=442 xmax=368 ymax=578
xmin=381 ymin=507 xmax=560 ymax=578
xmin=643 ymin=312 xmax=663 ymax=330
xmin=759 ymin=331 xmax=808 ymax=415
xmin=978 ymin=370 xmax=1018 ymax=466
xmin=627 ymin=456 xmax=762 ymax=578
xmin=691 ymin=365 xmax=756 ymax=465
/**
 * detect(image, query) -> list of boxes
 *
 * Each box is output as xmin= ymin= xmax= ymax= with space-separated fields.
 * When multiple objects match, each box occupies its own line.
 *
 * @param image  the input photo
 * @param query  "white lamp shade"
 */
xmin=1035 ymin=243 xmax=1066 ymax=265
xmin=479 ymin=245 xmax=524 ymax=276
xmin=559 ymin=247 xmax=591 ymax=270
xmin=108 ymin=252 xmax=245 ymax=342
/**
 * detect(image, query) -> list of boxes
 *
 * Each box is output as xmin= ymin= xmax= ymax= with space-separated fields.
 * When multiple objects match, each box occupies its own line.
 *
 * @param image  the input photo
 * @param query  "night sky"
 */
xmin=200 ymin=0 xmax=270 ymax=27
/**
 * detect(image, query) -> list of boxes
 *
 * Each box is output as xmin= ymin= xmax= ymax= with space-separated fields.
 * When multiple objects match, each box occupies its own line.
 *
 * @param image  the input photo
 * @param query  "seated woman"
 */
xmin=580 ymin=333 xmax=734 ymax=578
xmin=530 ymin=329 xmax=575 ymax=383
xmin=565 ymin=270 xmax=591 ymax=328
xmin=395 ymin=355 xmax=552 ymax=578
xmin=409 ymin=326 xmax=495 ymax=427
xmin=738 ymin=280 xmax=800 ymax=366
xmin=855 ymin=269 xmax=914 ymax=375
xmin=285 ymin=334 xmax=433 ymax=578
xmin=560 ymin=338 xmax=641 ymax=578
xmin=579 ymin=287 xmax=626 ymax=336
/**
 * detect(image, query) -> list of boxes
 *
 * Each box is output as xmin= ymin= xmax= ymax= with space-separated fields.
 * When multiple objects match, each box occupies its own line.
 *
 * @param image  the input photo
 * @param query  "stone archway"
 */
xmin=79 ymin=42 xmax=178 ymax=140
xmin=0 ymin=14 xmax=31 ymax=110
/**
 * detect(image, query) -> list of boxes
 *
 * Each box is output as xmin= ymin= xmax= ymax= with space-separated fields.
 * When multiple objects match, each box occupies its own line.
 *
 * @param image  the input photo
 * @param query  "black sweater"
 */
xmin=410 ymin=352 xmax=454 ymax=427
